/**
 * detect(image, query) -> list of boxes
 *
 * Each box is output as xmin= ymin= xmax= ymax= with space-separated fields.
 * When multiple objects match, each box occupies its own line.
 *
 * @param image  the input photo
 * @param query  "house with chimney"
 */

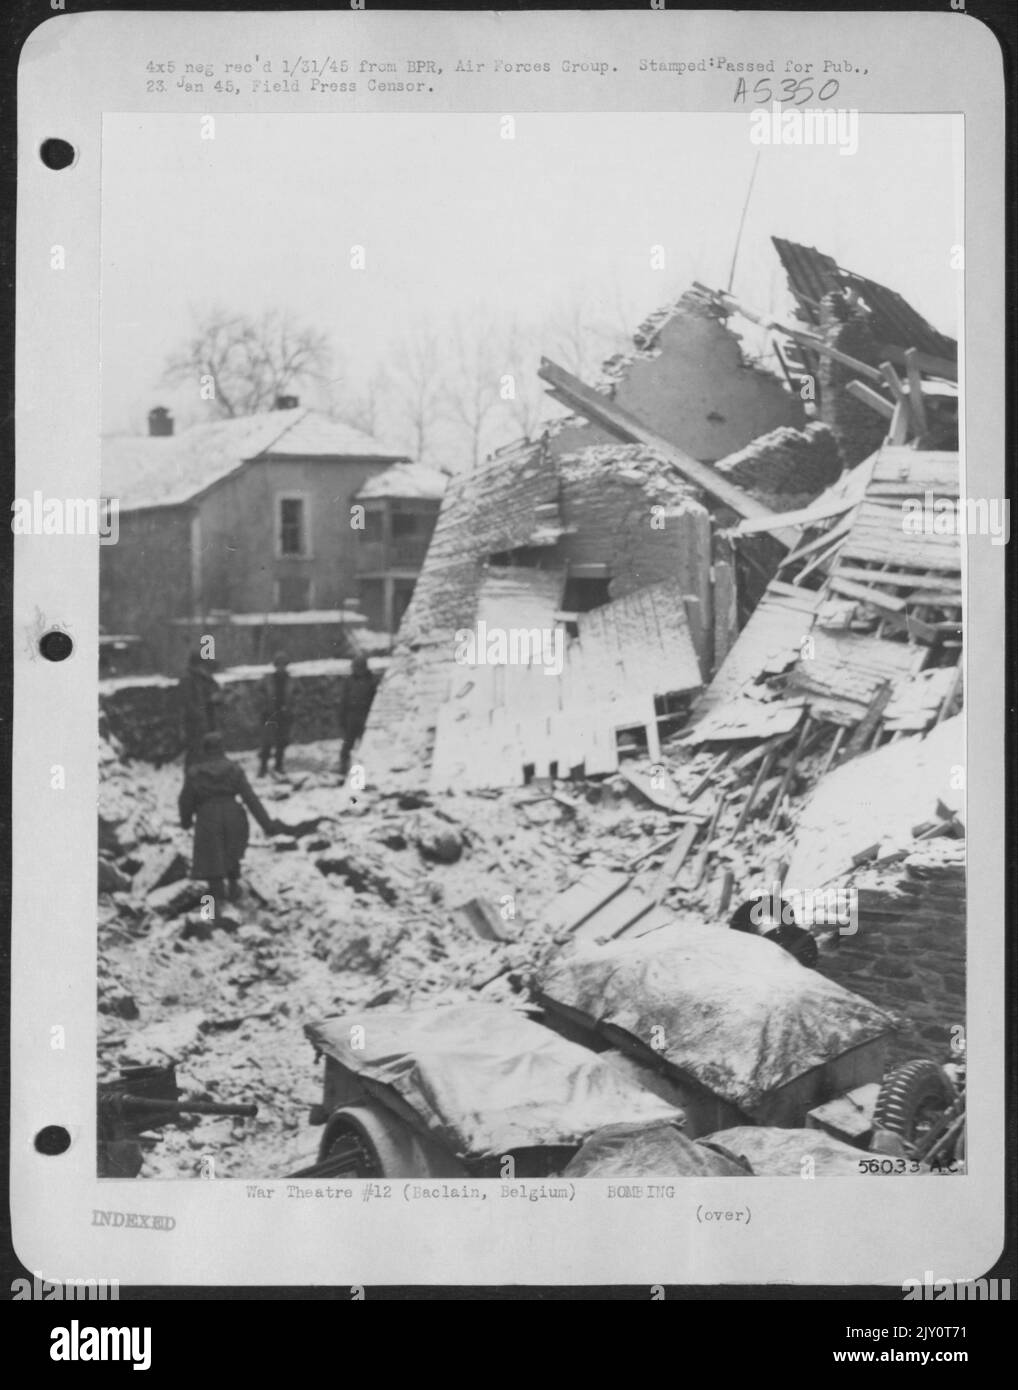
xmin=100 ymin=404 xmax=411 ymax=672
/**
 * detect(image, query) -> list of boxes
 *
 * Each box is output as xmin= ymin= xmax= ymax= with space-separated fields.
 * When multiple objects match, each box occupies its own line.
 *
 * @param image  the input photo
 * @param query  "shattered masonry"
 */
xmin=98 ymin=235 xmax=964 ymax=1178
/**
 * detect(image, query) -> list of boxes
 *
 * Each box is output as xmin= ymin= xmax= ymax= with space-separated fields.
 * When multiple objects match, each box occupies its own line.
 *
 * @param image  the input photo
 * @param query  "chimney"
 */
xmin=148 ymin=406 xmax=174 ymax=437
xmin=274 ymin=394 xmax=299 ymax=411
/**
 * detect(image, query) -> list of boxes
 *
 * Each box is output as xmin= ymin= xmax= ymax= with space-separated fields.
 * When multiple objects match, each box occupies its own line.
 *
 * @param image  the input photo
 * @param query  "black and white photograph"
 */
xmin=8 ymin=4 xmax=1009 ymax=1305
xmin=94 ymin=107 xmax=970 ymax=1185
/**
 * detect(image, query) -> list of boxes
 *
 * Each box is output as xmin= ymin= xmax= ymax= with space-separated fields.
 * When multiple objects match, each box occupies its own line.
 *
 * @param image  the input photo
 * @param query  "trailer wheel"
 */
xmin=317 ymin=1105 xmax=415 ymax=1179
xmin=874 ymin=1060 xmax=954 ymax=1147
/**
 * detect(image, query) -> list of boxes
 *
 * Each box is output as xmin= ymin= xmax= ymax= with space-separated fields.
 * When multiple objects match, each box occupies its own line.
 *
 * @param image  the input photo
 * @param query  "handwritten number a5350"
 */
xmin=734 ymin=76 xmax=840 ymax=105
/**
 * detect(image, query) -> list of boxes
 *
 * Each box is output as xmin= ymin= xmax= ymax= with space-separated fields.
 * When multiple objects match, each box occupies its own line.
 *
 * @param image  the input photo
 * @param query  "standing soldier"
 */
xmin=178 ymin=732 xmax=280 ymax=925
xmin=258 ymin=651 xmax=292 ymax=777
xmin=338 ymin=653 xmax=377 ymax=779
xmin=180 ymin=650 xmax=222 ymax=766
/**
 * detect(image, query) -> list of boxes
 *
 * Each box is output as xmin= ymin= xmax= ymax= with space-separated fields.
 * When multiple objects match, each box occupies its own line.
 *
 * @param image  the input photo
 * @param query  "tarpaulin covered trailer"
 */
xmin=301 ymin=1002 xmax=684 ymax=1178
xmin=535 ymin=924 xmax=897 ymax=1137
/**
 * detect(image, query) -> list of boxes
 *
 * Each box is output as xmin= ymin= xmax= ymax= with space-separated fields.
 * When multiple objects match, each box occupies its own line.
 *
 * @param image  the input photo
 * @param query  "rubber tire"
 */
xmin=318 ymin=1104 xmax=419 ymax=1178
xmin=874 ymin=1059 xmax=954 ymax=1144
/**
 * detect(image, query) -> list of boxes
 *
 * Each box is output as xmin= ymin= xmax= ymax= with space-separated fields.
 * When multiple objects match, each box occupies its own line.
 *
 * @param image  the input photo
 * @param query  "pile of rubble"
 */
xmin=97 ymin=735 xmax=704 ymax=1177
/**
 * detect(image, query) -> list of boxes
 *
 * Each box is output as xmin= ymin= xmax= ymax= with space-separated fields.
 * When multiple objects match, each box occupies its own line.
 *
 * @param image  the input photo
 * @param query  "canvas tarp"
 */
xmin=703 ymin=1126 xmax=918 ymax=1177
xmin=305 ymin=1003 xmax=682 ymax=1159
xmin=564 ymin=1121 xmax=752 ymax=1178
xmin=538 ymin=925 xmax=896 ymax=1117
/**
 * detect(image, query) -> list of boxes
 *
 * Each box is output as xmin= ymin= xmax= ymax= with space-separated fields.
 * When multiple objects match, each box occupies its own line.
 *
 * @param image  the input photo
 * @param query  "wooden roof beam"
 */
xmin=693 ymin=283 xmax=887 ymax=385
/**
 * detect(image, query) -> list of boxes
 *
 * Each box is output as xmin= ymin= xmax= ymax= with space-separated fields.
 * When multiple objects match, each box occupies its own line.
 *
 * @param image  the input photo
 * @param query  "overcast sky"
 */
xmin=101 ymin=112 xmax=962 ymax=441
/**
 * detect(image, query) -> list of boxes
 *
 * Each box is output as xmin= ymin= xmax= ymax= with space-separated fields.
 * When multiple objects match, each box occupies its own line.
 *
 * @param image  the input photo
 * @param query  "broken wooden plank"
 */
xmin=818 ymin=724 xmax=847 ymax=777
xmin=793 ymin=536 xmax=848 ymax=585
xmin=886 ymin=399 xmax=910 ymax=446
xmin=766 ymin=714 xmax=812 ymax=832
xmin=844 ymin=681 xmax=893 ymax=758
xmin=537 ymin=357 xmax=801 ymax=548
xmin=731 ymin=494 xmax=857 ymax=537
xmin=712 ymin=551 xmax=738 ymax=668
xmin=778 ymin=512 xmax=856 ymax=568
xmin=879 ymin=359 xmax=908 ymax=407
xmin=625 ymin=827 xmax=685 ymax=870
xmin=649 ymin=821 xmax=701 ymax=904
xmin=717 ymin=867 xmax=736 ymax=916
xmin=573 ymin=885 xmax=655 ymax=942
xmin=833 ymin=564 xmax=961 ymax=592
xmin=904 ymin=348 xmax=929 ymax=435
xmin=698 ymin=285 xmax=887 ymax=384
xmin=614 ymin=903 xmax=675 ymax=942
xmin=540 ymin=868 xmax=629 ymax=934
xmin=730 ymin=731 xmax=793 ymax=778
xmin=686 ymin=791 xmax=728 ymax=889
xmin=845 ymin=379 xmax=895 ymax=419
xmin=880 ymin=344 xmax=957 ymax=384
xmin=828 ymin=576 xmax=908 ymax=612
xmin=685 ymin=749 xmax=733 ymax=802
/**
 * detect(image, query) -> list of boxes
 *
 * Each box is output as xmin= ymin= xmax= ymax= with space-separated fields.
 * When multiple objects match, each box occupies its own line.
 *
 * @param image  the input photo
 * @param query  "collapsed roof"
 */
xmin=363 ymin=235 xmax=960 ymax=797
xmin=771 ymin=236 xmax=958 ymax=369
xmin=690 ymin=442 xmax=962 ymax=742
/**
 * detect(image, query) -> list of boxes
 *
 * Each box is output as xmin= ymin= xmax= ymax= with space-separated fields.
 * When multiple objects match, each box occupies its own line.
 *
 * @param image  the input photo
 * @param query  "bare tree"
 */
xmin=444 ymin=314 xmax=505 ymax=469
xmin=543 ymin=288 xmax=635 ymax=383
xmin=164 ymin=308 xmax=332 ymax=417
xmin=332 ymin=364 xmax=392 ymax=440
xmin=388 ymin=326 xmax=445 ymax=463
xmin=499 ymin=319 xmax=550 ymax=443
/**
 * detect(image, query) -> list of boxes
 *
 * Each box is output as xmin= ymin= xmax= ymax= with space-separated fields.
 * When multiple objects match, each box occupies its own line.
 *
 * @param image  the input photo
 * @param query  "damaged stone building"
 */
xmin=364 ymin=238 xmax=957 ymax=798
xmin=355 ymin=235 xmax=963 ymax=1067
xmin=97 ymin=235 xmax=967 ymax=1178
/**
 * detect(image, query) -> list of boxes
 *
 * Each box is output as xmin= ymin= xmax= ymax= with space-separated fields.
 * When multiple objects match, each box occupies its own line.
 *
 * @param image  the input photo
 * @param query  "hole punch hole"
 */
xmin=35 ymin=1125 xmax=71 ymax=1156
xmin=39 ymin=138 xmax=76 ymax=171
xmin=39 ymin=630 xmax=73 ymax=662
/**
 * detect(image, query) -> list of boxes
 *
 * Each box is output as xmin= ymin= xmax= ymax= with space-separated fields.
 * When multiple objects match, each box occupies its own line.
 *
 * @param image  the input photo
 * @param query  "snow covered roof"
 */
xmin=355 ymin=461 xmax=449 ymax=501
xmin=102 ymin=408 xmax=407 ymax=512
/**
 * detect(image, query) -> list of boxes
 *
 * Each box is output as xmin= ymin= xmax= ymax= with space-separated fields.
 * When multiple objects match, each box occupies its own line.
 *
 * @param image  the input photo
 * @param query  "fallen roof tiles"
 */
xmin=772 ymin=237 xmax=958 ymax=364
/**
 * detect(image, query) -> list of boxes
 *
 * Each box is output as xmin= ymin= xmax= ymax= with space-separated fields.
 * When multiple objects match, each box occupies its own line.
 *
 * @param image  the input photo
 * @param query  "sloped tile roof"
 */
xmin=102 ymin=408 xmax=405 ymax=512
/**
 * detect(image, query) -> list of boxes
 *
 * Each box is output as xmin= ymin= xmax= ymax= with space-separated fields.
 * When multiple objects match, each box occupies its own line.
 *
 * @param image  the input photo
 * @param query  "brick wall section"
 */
xmin=815 ymin=841 xmax=965 ymax=1066
xmin=99 ymin=660 xmax=384 ymax=762
xmin=712 ymin=422 xmax=843 ymax=511
xmin=557 ymin=448 xmax=712 ymax=605
xmin=608 ymin=293 xmax=804 ymax=460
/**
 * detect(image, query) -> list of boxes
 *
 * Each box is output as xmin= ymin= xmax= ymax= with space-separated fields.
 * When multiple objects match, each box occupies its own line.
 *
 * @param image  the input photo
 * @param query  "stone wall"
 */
xmin=610 ymin=294 xmax=804 ymax=461
xmin=99 ymin=659 xmax=387 ymax=763
xmin=816 ymin=840 xmax=965 ymax=1066
xmin=713 ymin=422 xmax=843 ymax=511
